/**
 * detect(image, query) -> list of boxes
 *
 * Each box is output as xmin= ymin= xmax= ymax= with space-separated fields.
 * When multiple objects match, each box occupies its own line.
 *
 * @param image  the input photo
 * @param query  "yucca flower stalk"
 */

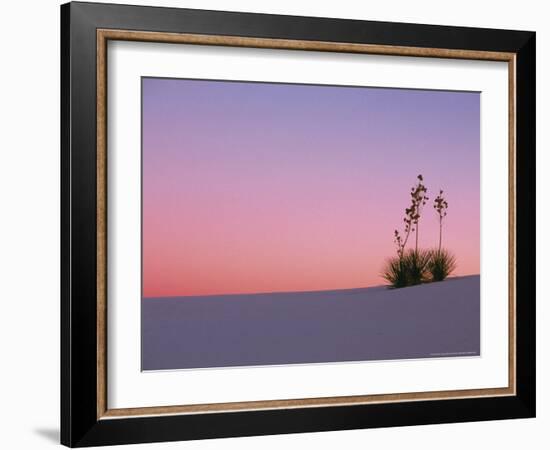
xmin=394 ymin=174 xmax=428 ymax=258
xmin=433 ymin=189 xmax=448 ymax=252
xmin=411 ymin=174 xmax=429 ymax=252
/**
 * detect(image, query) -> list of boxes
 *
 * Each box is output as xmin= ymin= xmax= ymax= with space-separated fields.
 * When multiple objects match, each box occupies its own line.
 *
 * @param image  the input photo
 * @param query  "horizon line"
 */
xmin=142 ymin=273 xmax=480 ymax=300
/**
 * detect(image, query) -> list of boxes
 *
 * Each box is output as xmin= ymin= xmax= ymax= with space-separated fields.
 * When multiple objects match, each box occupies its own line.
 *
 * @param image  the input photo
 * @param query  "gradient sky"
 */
xmin=142 ymin=78 xmax=480 ymax=297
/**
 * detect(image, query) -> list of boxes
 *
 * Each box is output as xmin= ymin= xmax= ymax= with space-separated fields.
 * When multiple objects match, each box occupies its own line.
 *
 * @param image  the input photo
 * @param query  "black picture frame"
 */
xmin=61 ymin=1 xmax=535 ymax=447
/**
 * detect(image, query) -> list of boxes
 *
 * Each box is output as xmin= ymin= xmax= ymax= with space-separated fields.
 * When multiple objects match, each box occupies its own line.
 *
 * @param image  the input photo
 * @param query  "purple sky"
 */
xmin=142 ymin=78 xmax=480 ymax=297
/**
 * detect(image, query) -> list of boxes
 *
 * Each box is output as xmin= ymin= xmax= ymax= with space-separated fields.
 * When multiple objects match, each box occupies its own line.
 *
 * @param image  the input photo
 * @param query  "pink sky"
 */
xmin=142 ymin=79 xmax=480 ymax=297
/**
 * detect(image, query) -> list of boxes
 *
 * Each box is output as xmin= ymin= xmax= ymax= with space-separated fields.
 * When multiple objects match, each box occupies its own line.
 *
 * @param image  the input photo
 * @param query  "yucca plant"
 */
xmin=428 ymin=249 xmax=456 ymax=282
xmin=382 ymin=256 xmax=408 ymax=288
xmin=382 ymin=249 xmax=431 ymax=288
xmin=402 ymin=248 xmax=431 ymax=285
xmin=383 ymin=174 xmax=462 ymax=288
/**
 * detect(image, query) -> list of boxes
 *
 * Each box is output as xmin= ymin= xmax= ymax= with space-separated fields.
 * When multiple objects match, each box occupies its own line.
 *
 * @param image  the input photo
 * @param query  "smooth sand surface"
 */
xmin=142 ymin=275 xmax=480 ymax=370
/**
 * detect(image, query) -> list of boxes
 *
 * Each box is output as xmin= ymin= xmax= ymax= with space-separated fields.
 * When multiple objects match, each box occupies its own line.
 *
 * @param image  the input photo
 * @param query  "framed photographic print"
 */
xmin=60 ymin=2 xmax=536 ymax=447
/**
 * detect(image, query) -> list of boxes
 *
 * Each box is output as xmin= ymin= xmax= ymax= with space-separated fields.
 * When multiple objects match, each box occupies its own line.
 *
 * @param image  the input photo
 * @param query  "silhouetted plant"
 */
xmin=428 ymin=248 xmax=457 ymax=282
xmin=411 ymin=175 xmax=429 ymax=252
xmin=383 ymin=249 xmax=431 ymax=288
xmin=433 ymin=189 xmax=448 ymax=251
xmin=403 ymin=249 xmax=431 ymax=285
xmin=383 ymin=174 xmax=460 ymax=288
xmin=382 ymin=256 xmax=409 ymax=288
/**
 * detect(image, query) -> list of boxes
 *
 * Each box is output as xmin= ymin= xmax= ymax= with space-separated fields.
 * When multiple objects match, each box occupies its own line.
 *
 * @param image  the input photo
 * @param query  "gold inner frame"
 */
xmin=96 ymin=29 xmax=517 ymax=420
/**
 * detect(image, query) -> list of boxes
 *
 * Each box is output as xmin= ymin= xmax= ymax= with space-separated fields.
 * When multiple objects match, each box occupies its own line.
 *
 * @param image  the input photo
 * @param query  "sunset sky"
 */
xmin=142 ymin=78 xmax=480 ymax=298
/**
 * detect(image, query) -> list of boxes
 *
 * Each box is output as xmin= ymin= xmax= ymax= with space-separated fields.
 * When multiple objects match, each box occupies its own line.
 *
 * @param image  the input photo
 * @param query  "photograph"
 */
xmin=141 ymin=77 xmax=481 ymax=371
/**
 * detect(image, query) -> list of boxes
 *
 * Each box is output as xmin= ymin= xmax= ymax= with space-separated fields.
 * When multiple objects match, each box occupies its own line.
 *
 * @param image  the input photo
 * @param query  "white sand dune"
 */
xmin=142 ymin=275 xmax=480 ymax=370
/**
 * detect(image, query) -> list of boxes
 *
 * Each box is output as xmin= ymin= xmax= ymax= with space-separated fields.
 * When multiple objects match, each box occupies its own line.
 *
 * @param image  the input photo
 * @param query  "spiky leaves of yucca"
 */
xmin=428 ymin=249 xmax=456 ymax=282
xmin=394 ymin=175 xmax=429 ymax=258
xmin=383 ymin=249 xmax=431 ymax=288
xmin=403 ymin=249 xmax=431 ymax=285
xmin=382 ymin=257 xmax=409 ymax=288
